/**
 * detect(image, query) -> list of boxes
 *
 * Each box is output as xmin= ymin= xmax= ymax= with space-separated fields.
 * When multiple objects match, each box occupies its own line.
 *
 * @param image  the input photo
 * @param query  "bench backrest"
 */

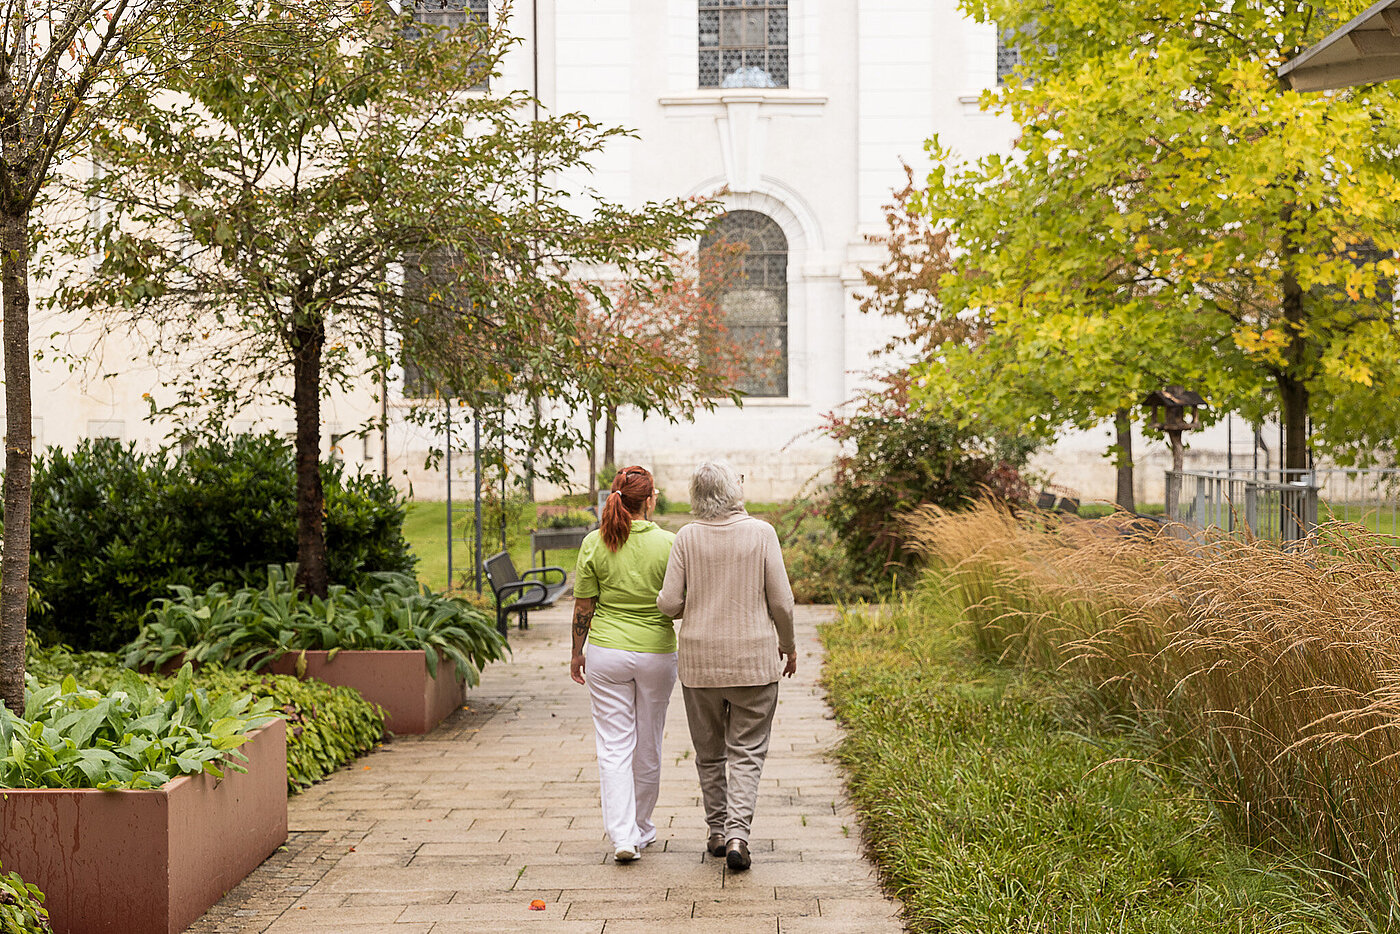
xmin=483 ymin=551 xmax=520 ymax=593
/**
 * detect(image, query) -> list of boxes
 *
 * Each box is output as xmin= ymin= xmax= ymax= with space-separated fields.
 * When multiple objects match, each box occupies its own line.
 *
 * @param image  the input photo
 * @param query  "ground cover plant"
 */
xmin=25 ymin=638 xmax=385 ymax=793
xmin=908 ymin=502 xmax=1400 ymax=922
xmin=0 ymin=665 xmax=274 ymax=789
xmin=0 ymin=861 xmax=50 ymax=934
xmin=821 ymin=584 xmax=1365 ymax=933
xmin=29 ymin=434 xmax=413 ymax=650
xmin=124 ymin=566 xmax=507 ymax=686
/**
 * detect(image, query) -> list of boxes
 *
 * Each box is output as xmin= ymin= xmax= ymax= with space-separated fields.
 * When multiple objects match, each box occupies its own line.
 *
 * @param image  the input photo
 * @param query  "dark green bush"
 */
xmin=822 ymin=378 xmax=1034 ymax=589
xmin=0 ymin=863 xmax=50 ymax=934
xmin=29 ymin=434 xmax=414 ymax=650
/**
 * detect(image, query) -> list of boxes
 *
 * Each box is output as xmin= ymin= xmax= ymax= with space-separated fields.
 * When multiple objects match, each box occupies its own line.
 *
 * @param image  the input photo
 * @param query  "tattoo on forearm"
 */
xmin=572 ymin=605 xmax=595 ymax=640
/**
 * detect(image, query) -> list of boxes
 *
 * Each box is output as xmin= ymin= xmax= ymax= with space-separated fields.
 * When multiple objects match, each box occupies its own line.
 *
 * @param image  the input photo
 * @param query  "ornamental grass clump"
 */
xmin=123 ymin=566 xmax=508 ymax=685
xmin=0 ymin=665 xmax=275 ymax=790
xmin=906 ymin=502 xmax=1400 ymax=909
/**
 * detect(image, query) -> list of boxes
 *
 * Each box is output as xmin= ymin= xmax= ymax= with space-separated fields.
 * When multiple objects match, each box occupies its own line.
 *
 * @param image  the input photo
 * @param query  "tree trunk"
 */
xmin=603 ymin=403 xmax=617 ymax=471
xmin=291 ymin=309 xmax=329 ymax=598
xmin=0 ymin=208 xmax=32 ymax=715
xmin=1278 ymin=373 xmax=1310 ymax=472
xmin=586 ymin=399 xmax=599 ymax=499
xmin=1279 ymin=203 xmax=1310 ymax=472
xmin=1113 ymin=408 xmax=1135 ymax=513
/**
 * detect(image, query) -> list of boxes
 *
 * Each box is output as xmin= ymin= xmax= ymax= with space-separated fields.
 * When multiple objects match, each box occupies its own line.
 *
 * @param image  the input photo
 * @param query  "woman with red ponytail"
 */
xmin=569 ymin=465 xmax=678 ymax=863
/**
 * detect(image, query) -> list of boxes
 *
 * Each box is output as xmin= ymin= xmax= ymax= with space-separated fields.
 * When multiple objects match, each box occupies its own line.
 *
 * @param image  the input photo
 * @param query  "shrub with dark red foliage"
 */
xmin=821 ymin=375 xmax=1035 ymax=589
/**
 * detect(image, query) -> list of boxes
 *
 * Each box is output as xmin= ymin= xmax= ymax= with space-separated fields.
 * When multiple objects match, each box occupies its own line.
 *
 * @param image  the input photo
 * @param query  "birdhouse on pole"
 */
xmin=1143 ymin=386 xmax=1206 ymax=437
xmin=1143 ymin=386 xmax=1206 ymax=522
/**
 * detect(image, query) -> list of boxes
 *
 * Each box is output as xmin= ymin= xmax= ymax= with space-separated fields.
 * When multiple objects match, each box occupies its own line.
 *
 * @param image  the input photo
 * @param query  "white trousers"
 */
xmin=586 ymin=643 xmax=678 ymax=850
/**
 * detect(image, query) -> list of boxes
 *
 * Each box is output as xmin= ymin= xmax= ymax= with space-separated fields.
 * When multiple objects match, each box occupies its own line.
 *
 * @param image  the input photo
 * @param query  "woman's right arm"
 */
xmin=570 ymin=597 xmax=596 ymax=684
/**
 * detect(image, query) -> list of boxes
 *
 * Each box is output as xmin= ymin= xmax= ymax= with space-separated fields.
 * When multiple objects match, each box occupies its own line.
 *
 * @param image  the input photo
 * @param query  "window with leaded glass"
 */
xmin=414 ymin=0 xmax=488 ymax=29
xmin=701 ymin=211 xmax=788 ymax=398
xmin=411 ymin=1 xmax=491 ymax=89
xmin=996 ymin=27 xmax=1021 ymax=85
xmin=401 ymin=246 xmax=470 ymax=398
xmin=698 ymin=0 xmax=788 ymax=89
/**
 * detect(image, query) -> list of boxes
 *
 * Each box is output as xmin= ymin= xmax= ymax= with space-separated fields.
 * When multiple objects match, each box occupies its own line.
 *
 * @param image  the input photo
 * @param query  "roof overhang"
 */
xmin=1280 ymin=0 xmax=1400 ymax=91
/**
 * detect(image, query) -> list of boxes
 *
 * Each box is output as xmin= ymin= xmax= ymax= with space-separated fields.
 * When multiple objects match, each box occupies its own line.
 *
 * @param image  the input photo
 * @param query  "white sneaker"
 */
xmin=613 ymin=845 xmax=640 ymax=863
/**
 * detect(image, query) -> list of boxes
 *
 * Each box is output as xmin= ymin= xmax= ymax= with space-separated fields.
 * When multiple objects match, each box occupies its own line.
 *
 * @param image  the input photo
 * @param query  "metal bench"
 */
xmin=482 ymin=551 xmax=568 ymax=636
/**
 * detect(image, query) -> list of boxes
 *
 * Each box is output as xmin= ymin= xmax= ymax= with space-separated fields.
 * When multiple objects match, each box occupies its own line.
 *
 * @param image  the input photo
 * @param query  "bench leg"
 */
xmin=497 ymin=609 xmax=509 ymax=638
xmin=519 ymin=611 xmax=529 ymax=631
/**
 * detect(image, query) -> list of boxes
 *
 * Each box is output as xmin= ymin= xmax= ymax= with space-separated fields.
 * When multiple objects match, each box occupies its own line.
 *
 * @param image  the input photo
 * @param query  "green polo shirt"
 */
xmin=573 ymin=520 xmax=677 ymax=654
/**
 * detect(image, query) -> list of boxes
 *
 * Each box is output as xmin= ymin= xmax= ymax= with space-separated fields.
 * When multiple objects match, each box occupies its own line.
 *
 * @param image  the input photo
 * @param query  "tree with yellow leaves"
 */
xmin=912 ymin=0 xmax=1400 ymax=474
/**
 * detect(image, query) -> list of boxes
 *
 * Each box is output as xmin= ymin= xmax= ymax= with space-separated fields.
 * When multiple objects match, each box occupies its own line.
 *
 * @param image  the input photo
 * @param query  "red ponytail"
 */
xmin=599 ymin=465 xmax=654 ymax=552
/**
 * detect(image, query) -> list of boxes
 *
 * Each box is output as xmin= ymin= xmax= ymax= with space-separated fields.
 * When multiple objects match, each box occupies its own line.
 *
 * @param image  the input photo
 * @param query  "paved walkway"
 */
xmin=191 ymin=604 xmax=903 ymax=933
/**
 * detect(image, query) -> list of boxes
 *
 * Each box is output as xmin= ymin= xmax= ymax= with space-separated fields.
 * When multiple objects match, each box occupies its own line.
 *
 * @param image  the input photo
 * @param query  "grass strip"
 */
xmin=820 ymin=583 xmax=1367 ymax=933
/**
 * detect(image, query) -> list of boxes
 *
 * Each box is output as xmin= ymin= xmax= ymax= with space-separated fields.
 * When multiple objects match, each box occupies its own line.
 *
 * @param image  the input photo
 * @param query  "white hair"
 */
xmin=689 ymin=461 xmax=744 ymax=520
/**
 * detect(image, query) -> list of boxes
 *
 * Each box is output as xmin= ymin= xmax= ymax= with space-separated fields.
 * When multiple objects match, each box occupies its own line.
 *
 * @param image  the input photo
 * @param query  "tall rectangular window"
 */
xmin=996 ymin=28 xmax=1021 ymax=85
xmin=412 ymin=0 xmax=491 ymax=89
xmin=414 ymin=0 xmax=488 ymax=29
xmin=699 ymin=0 xmax=788 ymax=89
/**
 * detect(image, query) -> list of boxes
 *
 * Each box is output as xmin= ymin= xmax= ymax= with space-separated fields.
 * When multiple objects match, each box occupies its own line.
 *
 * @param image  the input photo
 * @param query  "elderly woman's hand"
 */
xmin=781 ymin=650 xmax=797 ymax=678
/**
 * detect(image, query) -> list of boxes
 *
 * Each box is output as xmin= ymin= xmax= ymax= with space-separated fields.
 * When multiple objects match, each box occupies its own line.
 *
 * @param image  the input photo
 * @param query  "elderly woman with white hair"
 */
xmin=656 ymin=461 xmax=796 ymax=872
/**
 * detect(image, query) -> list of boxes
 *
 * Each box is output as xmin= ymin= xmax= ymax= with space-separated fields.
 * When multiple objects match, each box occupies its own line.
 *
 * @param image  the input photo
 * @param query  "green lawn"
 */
xmin=820 ymin=582 xmax=1367 ymax=933
xmin=403 ymin=500 xmax=584 ymax=593
xmin=402 ymin=496 xmax=790 ymax=594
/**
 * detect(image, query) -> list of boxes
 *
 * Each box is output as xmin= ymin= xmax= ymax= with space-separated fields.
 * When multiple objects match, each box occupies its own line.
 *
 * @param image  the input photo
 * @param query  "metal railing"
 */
xmin=1167 ymin=468 xmax=1400 ymax=542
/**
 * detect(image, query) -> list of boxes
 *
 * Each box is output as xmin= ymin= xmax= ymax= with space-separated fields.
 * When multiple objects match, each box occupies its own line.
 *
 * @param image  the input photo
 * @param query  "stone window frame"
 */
xmin=700 ymin=210 xmax=789 ymax=399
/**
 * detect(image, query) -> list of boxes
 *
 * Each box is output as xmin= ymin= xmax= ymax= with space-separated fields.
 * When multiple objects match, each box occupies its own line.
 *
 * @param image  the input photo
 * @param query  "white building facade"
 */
xmin=500 ymin=0 xmax=1022 ymax=501
xmin=27 ymin=1 xmax=1214 ymax=505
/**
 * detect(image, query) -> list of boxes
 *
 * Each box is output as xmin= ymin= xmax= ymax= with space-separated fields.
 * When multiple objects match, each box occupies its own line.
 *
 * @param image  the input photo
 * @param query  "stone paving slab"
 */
xmin=188 ymin=604 xmax=904 ymax=932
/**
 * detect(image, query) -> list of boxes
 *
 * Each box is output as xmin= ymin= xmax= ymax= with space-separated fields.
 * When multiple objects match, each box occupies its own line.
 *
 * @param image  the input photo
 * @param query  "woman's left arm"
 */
xmin=570 ymin=597 xmax=596 ymax=684
xmin=763 ymin=526 xmax=797 ymax=676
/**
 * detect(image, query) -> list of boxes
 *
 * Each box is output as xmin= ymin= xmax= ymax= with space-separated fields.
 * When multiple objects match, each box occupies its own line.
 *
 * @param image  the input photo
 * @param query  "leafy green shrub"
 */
xmin=0 ymin=863 xmax=50 ymax=934
xmin=185 ymin=669 xmax=384 ymax=791
xmin=822 ymin=377 xmax=1034 ymax=589
xmin=771 ymin=501 xmax=879 ymax=604
xmin=0 ymin=666 xmax=274 ymax=789
xmin=25 ymin=637 xmax=385 ymax=793
xmin=124 ymin=566 xmax=509 ymax=685
xmin=28 ymin=434 xmax=415 ymax=650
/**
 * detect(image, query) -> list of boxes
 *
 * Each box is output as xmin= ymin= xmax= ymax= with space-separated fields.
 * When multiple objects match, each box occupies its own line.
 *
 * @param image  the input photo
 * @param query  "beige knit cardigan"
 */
xmin=656 ymin=513 xmax=796 ymax=688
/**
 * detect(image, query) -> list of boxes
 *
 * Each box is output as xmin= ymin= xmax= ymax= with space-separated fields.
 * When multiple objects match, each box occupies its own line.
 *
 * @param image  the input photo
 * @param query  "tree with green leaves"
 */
xmin=59 ymin=0 xmax=711 ymax=599
xmin=910 ymin=0 xmax=1400 ymax=481
xmin=0 ymin=0 xmax=243 ymax=715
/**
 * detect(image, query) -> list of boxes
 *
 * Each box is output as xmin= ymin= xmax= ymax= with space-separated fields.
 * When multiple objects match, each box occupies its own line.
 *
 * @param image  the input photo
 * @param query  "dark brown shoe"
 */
xmin=725 ymin=838 xmax=750 ymax=871
xmin=707 ymin=832 xmax=726 ymax=857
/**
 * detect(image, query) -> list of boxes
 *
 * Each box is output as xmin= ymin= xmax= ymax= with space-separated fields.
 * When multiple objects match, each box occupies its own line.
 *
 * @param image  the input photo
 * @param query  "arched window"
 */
xmin=701 ymin=210 xmax=788 ymax=398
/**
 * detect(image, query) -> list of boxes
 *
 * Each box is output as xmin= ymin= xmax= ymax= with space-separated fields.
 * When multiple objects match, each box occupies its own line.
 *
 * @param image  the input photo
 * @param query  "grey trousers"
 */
xmin=681 ymin=681 xmax=780 ymax=844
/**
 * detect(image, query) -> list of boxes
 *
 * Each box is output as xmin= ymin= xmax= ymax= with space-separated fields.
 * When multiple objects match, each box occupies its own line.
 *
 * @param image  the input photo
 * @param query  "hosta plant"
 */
xmin=124 ymin=567 xmax=509 ymax=686
xmin=0 ymin=862 xmax=50 ymax=934
xmin=0 ymin=666 xmax=276 ymax=790
xmin=25 ymin=636 xmax=384 ymax=794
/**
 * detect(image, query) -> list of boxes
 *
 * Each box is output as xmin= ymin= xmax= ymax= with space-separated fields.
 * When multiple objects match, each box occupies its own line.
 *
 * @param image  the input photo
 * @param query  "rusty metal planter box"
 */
xmin=265 ymin=649 xmax=463 ymax=734
xmin=0 ymin=719 xmax=288 ymax=934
